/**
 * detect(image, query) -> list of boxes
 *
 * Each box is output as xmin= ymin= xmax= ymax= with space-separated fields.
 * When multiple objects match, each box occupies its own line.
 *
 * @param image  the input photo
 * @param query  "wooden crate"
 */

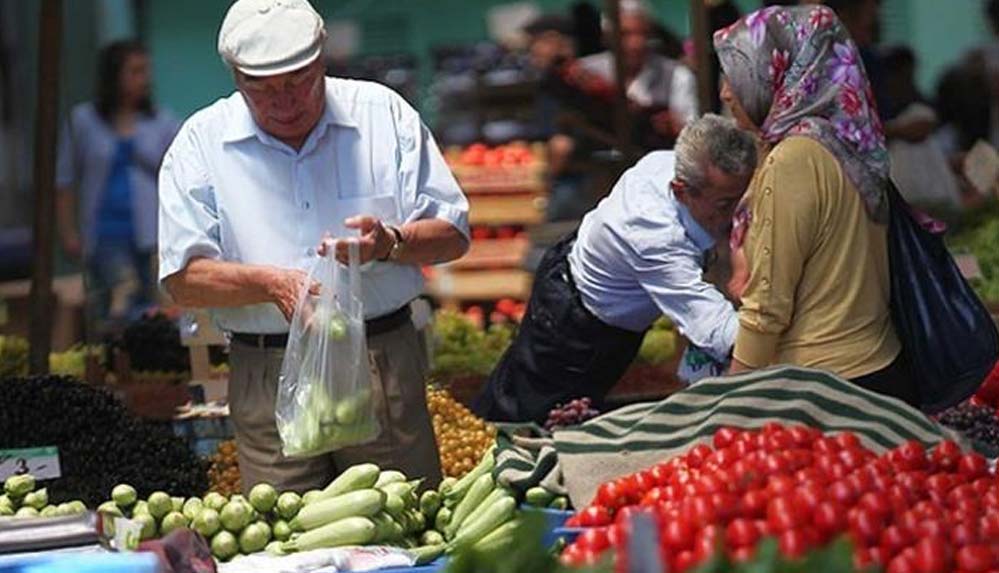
xmin=468 ymin=193 xmax=547 ymax=226
xmin=426 ymin=268 xmax=532 ymax=303
xmin=451 ymin=163 xmax=548 ymax=195
xmin=447 ymin=238 xmax=530 ymax=271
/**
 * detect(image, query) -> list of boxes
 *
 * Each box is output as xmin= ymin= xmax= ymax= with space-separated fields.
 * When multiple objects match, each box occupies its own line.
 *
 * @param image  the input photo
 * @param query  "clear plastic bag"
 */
xmin=276 ymin=240 xmax=380 ymax=457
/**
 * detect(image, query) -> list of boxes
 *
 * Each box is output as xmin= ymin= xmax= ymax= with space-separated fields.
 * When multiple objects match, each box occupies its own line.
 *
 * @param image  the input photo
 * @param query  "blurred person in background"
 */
xmin=881 ymin=46 xmax=963 ymax=210
xmin=578 ymin=0 xmax=698 ymax=142
xmin=56 ymin=40 xmax=179 ymax=341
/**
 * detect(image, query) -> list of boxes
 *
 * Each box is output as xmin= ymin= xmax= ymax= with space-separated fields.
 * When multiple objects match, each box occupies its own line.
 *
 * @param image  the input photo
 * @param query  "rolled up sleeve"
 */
xmin=157 ymin=124 xmax=222 ymax=284
xmin=733 ymin=152 xmax=819 ymax=368
xmin=394 ymin=99 xmax=470 ymax=239
xmin=635 ymin=245 xmax=738 ymax=363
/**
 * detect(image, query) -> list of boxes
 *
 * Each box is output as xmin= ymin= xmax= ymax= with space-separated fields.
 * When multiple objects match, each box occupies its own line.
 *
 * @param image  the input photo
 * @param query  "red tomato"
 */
xmin=641 ymin=487 xmax=667 ymax=506
xmin=793 ymin=483 xmax=826 ymax=511
xmin=897 ymin=441 xmax=929 ymax=471
xmin=766 ymin=431 xmax=793 ymax=452
xmin=850 ymin=507 xmax=888 ymax=545
xmin=917 ymin=519 xmax=948 ymax=539
xmin=577 ymin=527 xmax=611 ymax=552
xmin=687 ymin=444 xmax=713 ymax=467
xmin=813 ymin=436 xmax=842 ymax=454
xmin=768 ymin=497 xmax=807 ymax=533
xmin=710 ymin=493 xmax=740 ymax=522
xmin=794 ymin=467 xmax=824 ymax=484
xmin=578 ymin=505 xmax=613 ymax=527
xmin=693 ymin=524 xmax=722 ymax=561
xmin=596 ymin=481 xmax=628 ymax=509
xmin=835 ymin=432 xmax=862 ymax=451
xmin=730 ymin=546 xmax=755 ymax=563
xmin=688 ymin=495 xmax=718 ymax=528
xmin=695 ymin=473 xmax=726 ymax=496
xmin=764 ymin=453 xmax=791 ymax=476
xmin=633 ymin=470 xmax=656 ymax=496
xmin=955 ymin=545 xmax=994 ymax=573
xmin=952 ymin=521 xmax=981 ymax=547
xmin=615 ymin=506 xmax=650 ymax=529
xmin=726 ymin=518 xmax=761 ymax=548
xmin=959 ymin=453 xmax=989 ymax=479
xmin=767 ymin=475 xmax=797 ymax=497
xmin=650 ymin=463 xmax=672 ymax=486
xmin=741 ymin=489 xmax=770 ymax=519
xmin=788 ymin=425 xmax=817 ymax=447
xmin=813 ymin=500 xmax=848 ymax=534
xmin=887 ymin=554 xmax=917 ymax=573
xmin=980 ymin=513 xmax=999 ymax=537
xmin=706 ymin=448 xmax=737 ymax=471
xmin=914 ymin=536 xmax=951 ymax=573
xmin=858 ymin=491 xmax=892 ymax=518
xmin=661 ymin=518 xmax=695 ymax=550
xmin=829 ymin=480 xmax=858 ymax=505
xmin=713 ymin=427 xmax=741 ymax=449
xmin=778 ymin=529 xmax=809 ymax=559
xmin=930 ymin=440 xmax=962 ymax=471
xmin=672 ymin=550 xmax=698 ymax=573
xmin=839 ymin=447 xmax=868 ymax=471
xmin=972 ymin=478 xmax=993 ymax=496
xmin=880 ymin=525 xmax=914 ymax=558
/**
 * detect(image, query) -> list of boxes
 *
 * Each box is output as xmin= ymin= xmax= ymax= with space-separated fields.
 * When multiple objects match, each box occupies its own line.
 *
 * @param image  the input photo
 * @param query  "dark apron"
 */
xmin=474 ymin=233 xmax=645 ymax=423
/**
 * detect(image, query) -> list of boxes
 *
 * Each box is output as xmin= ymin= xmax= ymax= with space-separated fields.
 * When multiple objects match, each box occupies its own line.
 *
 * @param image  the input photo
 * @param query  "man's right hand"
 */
xmin=263 ymin=267 xmax=317 ymax=322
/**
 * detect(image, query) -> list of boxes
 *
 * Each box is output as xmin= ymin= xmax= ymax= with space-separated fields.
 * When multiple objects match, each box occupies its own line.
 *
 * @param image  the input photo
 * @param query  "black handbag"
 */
xmin=887 ymin=183 xmax=999 ymax=413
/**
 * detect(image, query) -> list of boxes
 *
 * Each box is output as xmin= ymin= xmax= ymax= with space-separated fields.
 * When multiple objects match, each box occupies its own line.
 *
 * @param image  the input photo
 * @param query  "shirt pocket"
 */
xmin=334 ymin=130 xmax=399 ymax=200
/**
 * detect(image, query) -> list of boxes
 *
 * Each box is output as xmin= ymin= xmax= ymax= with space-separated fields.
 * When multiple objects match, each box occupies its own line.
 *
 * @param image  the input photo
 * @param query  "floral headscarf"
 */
xmin=714 ymin=5 xmax=889 ymax=222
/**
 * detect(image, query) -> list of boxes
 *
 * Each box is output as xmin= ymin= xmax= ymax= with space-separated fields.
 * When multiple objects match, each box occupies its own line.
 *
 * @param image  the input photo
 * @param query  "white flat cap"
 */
xmin=218 ymin=0 xmax=325 ymax=77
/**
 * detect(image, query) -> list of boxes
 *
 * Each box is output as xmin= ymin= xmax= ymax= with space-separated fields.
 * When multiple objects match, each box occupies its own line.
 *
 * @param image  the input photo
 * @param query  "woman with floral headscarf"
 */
xmin=714 ymin=5 xmax=918 ymax=405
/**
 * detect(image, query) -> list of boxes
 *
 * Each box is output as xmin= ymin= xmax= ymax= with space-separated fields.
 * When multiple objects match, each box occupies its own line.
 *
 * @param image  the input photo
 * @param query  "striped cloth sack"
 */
xmin=494 ymin=425 xmax=566 ymax=497
xmin=498 ymin=366 xmax=966 ymax=509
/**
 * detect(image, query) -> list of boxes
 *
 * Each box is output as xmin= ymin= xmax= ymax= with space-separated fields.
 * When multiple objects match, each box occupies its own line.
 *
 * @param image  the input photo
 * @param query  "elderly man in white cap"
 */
xmin=158 ymin=0 xmax=469 ymax=492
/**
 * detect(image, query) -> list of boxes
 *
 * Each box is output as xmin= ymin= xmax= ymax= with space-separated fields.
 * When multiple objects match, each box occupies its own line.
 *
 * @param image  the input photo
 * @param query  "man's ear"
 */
xmin=671 ymin=180 xmax=690 ymax=205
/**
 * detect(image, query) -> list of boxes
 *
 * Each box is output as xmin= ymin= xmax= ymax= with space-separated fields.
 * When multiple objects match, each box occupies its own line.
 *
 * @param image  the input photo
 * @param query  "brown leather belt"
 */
xmin=231 ymin=305 xmax=412 ymax=349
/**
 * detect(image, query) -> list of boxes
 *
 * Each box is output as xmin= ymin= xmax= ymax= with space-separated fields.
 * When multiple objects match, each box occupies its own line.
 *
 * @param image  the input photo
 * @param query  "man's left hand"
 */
xmin=317 ymin=216 xmax=395 ymax=264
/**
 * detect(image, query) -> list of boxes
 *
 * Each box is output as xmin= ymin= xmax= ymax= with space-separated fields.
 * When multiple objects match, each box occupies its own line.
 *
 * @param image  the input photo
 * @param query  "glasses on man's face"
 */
xmin=241 ymin=65 xmax=321 ymax=99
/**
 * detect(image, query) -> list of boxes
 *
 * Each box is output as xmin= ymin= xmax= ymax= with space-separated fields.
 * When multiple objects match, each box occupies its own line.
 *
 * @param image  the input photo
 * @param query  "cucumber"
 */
xmin=449 ymin=496 xmax=516 ymax=550
xmin=434 ymin=507 xmax=451 ymax=532
xmin=442 ymin=449 xmax=494 ymax=503
xmin=282 ymin=516 xmax=376 ymax=552
xmin=381 ymin=481 xmax=418 ymax=510
xmin=410 ymin=544 xmax=446 ymax=566
xmin=419 ymin=490 xmax=442 ymax=522
xmin=548 ymin=496 xmax=569 ymax=510
xmin=421 ymin=530 xmax=445 ymax=546
xmin=384 ymin=492 xmax=406 ymax=517
xmin=525 ymin=487 xmax=556 ymax=508
xmin=374 ymin=471 xmax=407 ymax=489
xmin=290 ymin=489 xmax=385 ymax=531
xmin=470 ymin=518 xmax=520 ymax=557
xmin=320 ymin=463 xmax=380 ymax=500
xmin=445 ymin=474 xmax=493 ymax=539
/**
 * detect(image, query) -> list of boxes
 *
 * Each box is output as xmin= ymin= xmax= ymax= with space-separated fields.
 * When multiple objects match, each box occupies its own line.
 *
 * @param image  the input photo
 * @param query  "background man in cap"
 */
xmin=158 ymin=0 xmax=469 ymax=492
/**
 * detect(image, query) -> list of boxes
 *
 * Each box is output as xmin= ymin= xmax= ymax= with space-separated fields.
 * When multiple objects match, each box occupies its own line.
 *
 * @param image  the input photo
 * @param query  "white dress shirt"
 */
xmin=158 ymin=77 xmax=469 ymax=333
xmin=567 ymin=151 xmax=737 ymax=363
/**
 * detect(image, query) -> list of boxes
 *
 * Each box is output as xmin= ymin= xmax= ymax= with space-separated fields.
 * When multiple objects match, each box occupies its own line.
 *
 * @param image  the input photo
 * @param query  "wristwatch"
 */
xmin=379 ymin=225 xmax=405 ymax=262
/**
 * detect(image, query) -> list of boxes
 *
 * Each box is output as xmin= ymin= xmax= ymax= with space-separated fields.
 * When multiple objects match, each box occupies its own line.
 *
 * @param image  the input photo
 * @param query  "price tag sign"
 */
xmin=0 ymin=447 xmax=62 ymax=481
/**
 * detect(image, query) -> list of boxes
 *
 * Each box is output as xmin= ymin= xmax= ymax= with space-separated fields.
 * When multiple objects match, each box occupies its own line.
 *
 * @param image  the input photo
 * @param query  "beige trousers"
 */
xmin=228 ymin=319 xmax=442 ymax=494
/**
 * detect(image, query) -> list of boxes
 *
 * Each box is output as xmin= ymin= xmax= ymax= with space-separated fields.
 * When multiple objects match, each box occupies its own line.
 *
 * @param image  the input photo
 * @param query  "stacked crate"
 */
xmin=427 ymin=142 xmax=548 ymax=308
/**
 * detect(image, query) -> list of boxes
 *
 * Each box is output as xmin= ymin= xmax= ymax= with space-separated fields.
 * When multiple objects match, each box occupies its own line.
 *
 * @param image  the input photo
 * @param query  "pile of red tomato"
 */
xmin=561 ymin=423 xmax=999 ymax=573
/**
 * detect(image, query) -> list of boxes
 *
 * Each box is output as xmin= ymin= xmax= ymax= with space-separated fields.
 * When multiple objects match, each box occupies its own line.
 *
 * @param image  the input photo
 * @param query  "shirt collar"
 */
xmin=222 ymin=79 xmax=357 ymax=145
xmin=671 ymin=189 xmax=716 ymax=252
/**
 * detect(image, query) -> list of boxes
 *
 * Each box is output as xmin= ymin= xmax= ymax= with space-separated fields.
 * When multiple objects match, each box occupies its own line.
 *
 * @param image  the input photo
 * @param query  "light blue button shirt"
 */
xmin=158 ymin=77 xmax=470 ymax=333
xmin=56 ymin=103 xmax=180 ymax=255
xmin=567 ymin=151 xmax=737 ymax=363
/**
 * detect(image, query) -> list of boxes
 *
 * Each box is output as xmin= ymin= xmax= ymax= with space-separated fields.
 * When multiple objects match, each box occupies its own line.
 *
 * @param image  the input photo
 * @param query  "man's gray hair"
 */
xmin=674 ymin=114 xmax=758 ymax=194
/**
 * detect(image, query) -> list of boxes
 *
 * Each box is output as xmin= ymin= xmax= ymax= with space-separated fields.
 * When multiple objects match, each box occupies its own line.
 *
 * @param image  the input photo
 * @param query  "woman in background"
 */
xmin=56 ymin=40 xmax=179 ymax=340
